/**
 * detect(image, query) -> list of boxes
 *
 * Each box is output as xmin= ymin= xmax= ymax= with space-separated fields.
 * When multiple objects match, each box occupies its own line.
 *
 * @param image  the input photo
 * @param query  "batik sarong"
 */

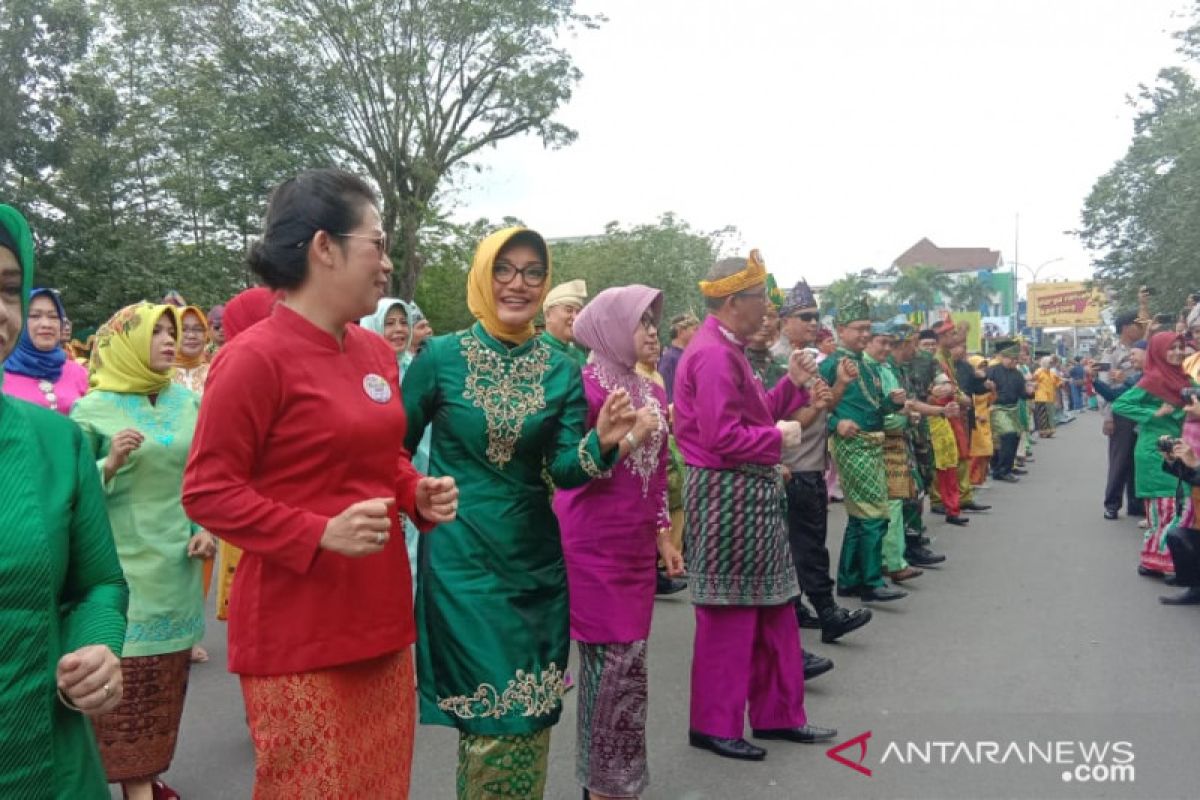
xmin=883 ymin=431 xmax=915 ymax=500
xmin=1033 ymin=401 xmax=1055 ymax=434
xmin=92 ymin=650 xmax=191 ymax=782
xmin=576 ymin=641 xmax=649 ymax=798
xmin=683 ymin=463 xmax=799 ymax=605
xmin=240 ymin=649 xmax=415 ymax=799
xmin=457 ymin=729 xmax=551 ymax=799
xmin=831 ymin=431 xmax=889 ymax=519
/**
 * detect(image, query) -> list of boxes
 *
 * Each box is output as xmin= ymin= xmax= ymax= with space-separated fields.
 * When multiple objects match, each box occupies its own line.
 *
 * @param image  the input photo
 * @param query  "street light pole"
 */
xmin=1008 ymin=257 xmax=1064 ymax=341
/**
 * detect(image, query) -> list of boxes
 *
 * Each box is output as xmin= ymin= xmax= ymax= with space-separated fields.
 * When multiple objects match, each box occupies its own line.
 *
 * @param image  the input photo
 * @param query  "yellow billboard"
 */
xmin=1026 ymin=282 xmax=1103 ymax=327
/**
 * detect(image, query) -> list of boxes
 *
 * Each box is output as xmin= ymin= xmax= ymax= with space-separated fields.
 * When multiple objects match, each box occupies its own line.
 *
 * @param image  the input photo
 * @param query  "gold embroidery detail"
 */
xmin=576 ymin=435 xmax=608 ymax=479
xmin=460 ymin=331 xmax=552 ymax=468
xmin=437 ymin=663 xmax=566 ymax=720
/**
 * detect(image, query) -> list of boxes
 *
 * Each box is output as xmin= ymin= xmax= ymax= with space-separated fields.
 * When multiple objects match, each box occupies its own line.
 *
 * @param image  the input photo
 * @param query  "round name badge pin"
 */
xmin=363 ymin=373 xmax=393 ymax=403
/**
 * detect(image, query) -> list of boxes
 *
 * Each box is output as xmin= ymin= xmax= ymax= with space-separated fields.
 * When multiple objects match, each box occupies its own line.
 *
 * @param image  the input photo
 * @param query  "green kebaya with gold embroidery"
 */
xmin=403 ymin=322 xmax=617 ymax=737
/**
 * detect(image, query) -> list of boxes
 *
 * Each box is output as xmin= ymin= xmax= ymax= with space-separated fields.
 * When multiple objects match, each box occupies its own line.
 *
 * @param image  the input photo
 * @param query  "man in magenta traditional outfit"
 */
xmin=674 ymin=251 xmax=837 ymax=761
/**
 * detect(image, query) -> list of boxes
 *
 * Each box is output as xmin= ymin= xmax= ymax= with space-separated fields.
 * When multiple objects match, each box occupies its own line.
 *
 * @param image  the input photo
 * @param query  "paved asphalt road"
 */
xmin=125 ymin=411 xmax=1200 ymax=799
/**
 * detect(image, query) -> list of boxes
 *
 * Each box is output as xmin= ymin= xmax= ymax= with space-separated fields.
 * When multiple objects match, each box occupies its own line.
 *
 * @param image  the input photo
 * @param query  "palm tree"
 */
xmin=889 ymin=265 xmax=954 ymax=314
xmin=950 ymin=276 xmax=994 ymax=312
xmin=820 ymin=274 xmax=872 ymax=317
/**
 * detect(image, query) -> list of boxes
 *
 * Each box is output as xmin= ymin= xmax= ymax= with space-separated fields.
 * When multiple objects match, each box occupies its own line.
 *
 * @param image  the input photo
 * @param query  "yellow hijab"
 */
xmin=174 ymin=305 xmax=210 ymax=370
xmin=467 ymin=226 xmax=552 ymax=345
xmin=90 ymin=302 xmax=181 ymax=394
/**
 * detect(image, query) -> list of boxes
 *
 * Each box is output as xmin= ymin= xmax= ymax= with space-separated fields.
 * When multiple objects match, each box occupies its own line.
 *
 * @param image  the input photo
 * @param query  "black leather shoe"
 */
xmin=1159 ymin=587 xmax=1200 ymax=605
xmin=656 ymin=573 xmax=688 ymax=595
xmin=930 ymin=504 xmax=946 ymax=515
xmin=945 ymin=515 xmax=970 ymax=526
xmin=1103 ymin=509 xmax=1119 ymax=520
xmin=905 ymin=545 xmax=946 ymax=566
xmin=795 ymin=603 xmax=822 ymax=629
xmin=1010 ymin=467 xmax=1028 ymax=475
xmin=818 ymin=605 xmax=872 ymax=643
xmin=860 ymin=586 xmax=908 ymax=602
xmin=1137 ymin=564 xmax=1163 ymax=578
xmin=995 ymin=474 xmax=1020 ymax=483
xmin=835 ymin=584 xmax=862 ymax=598
xmin=752 ymin=725 xmax=837 ymax=744
xmin=802 ymin=650 xmax=834 ymax=680
xmin=688 ymin=731 xmax=766 ymax=761
xmin=962 ymin=502 xmax=991 ymax=512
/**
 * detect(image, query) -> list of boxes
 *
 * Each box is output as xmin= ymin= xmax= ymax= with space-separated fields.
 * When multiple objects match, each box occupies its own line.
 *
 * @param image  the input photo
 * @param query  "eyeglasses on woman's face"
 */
xmin=334 ymin=232 xmax=390 ymax=259
xmin=493 ymin=260 xmax=548 ymax=287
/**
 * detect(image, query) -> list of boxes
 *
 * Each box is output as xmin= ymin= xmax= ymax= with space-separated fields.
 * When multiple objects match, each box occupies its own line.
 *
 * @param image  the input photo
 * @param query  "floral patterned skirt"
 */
xmin=576 ymin=641 xmax=649 ymax=797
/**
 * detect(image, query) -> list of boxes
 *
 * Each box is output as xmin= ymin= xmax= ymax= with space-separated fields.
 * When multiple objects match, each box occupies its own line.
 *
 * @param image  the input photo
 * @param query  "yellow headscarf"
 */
xmin=467 ymin=226 xmax=552 ymax=345
xmin=174 ymin=305 xmax=210 ymax=370
xmin=90 ymin=302 xmax=181 ymax=394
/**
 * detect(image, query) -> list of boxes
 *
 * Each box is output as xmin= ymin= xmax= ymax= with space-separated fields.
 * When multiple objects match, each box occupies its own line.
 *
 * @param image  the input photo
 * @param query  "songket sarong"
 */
xmin=1143 ymin=498 xmax=1181 ymax=574
xmin=991 ymin=404 xmax=1021 ymax=440
xmin=92 ymin=650 xmax=191 ymax=782
xmin=240 ymin=649 xmax=415 ymax=799
xmin=1033 ymin=401 xmax=1055 ymax=433
xmin=457 ymin=729 xmax=551 ymax=800
xmin=831 ymin=431 xmax=889 ymax=519
xmin=928 ymin=416 xmax=959 ymax=471
xmin=883 ymin=431 xmax=915 ymax=500
xmin=576 ymin=641 xmax=649 ymax=798
xmin=683 ymin=464 xmax=799 ymax=605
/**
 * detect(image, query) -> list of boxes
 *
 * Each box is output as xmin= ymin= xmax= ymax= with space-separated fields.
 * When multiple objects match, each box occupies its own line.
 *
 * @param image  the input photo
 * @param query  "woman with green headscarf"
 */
xmin=402 ymin=227 xmax=637 ymax=799
xmin=71 ymin=302 xmax=211 ymax=800
xmin=0 ymin=204 xmax=129 ymax=799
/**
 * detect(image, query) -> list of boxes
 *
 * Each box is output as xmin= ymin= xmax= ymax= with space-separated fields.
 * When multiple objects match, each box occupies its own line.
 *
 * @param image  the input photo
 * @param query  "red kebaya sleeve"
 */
xmin=182 ymin=345 xmax=328 ymax=575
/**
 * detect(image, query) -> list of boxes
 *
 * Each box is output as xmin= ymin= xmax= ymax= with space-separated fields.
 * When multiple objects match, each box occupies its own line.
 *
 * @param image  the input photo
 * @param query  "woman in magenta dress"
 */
xmin=553 ymin=284 xmax=685 ymax=800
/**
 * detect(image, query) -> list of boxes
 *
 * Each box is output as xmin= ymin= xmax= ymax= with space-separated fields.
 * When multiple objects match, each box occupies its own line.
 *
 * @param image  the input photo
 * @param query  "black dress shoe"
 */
xmin=1159 ymin=587 xmax=1200 ymax=605
xmin=795 ymin=603 xmax=822 ymax=629
xmin=656 ymin=572 xmax=688 ymax=595
xmin=1103 ymin=509 xmax=1119 ymax=520
xmin=802 ymin=650 xmax=834 ymax=680
xmin=860 ymin=586 xmax=908 ymax=602
xmin=930 ymin=504 xmax=946 ymax=515
xmin=905 ymin=545 xmax=946 ymax=566
xmin=962 ymin=502 xmax=991 ymax=512
xmin=818 ymin=605 xmax=872 ymax=643
xmin=945 ymin=515 xmax=970 ymax=526
xmin=752 ymin=724 xmax=837 ymax=744
xmin=1137 ymin=564 xmax=1163 ymax=578
xmin=995 ymin=474 xmax=1020 ymax=483
xmin=688 ymin=731 xmax=766 ymax=761
xmin=835 ymin=584 xmax=862 ymax=598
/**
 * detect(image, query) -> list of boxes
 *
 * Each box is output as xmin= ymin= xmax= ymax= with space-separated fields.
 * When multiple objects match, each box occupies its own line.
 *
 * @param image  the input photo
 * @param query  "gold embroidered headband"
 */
xmin=698 ymin=249 xmax=768 ymax=298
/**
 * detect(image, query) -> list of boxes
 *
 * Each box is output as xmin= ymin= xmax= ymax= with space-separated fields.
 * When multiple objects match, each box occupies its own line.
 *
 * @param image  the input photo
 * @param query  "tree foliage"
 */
xmin=1078 ymin=1 xmax=1200 ymax=311
xmin=888 ymin=265 xmax=953 ymax=312
xmin=950 ymin=275 xmax=993 ymax=312
xmin=0 ymin=0 xmax=598 ymax=325
xmin=819 ymin=274 xmax=871 ymax=318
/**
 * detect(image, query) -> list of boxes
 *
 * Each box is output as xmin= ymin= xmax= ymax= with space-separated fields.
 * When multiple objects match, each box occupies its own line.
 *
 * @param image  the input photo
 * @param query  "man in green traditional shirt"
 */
xmin=819 ymin=298 xmax=908 ymax=602
xmin=540 ymin=278 xmax=588 ymax=367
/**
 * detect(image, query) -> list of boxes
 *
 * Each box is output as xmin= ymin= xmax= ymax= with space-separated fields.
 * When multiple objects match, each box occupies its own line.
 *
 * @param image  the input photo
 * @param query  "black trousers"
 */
xmin=784 ymin=471 xmax=834 ymax=605
xmin=1165 ymin=527 xmax=1200 ymax=586
xmin=991 ymin=432 xmax=1020 ymax=478
xmin=1104 ymin=414 xmax=1142 ymax=515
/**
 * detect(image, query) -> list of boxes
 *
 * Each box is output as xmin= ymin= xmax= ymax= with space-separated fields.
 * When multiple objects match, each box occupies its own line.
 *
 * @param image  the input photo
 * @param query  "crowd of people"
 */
xmin=3 ymin=169 xmax=1199 ymax=800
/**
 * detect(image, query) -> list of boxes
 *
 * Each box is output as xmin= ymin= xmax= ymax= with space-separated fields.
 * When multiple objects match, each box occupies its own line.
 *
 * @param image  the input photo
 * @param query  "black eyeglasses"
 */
xmin=493 ymin=261 xmax=548 ymax=287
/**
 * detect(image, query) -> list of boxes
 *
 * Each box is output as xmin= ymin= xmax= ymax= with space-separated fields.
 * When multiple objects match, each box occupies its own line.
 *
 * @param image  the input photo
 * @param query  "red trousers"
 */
xmin=936 ymin=467 xmax=961 ymax=516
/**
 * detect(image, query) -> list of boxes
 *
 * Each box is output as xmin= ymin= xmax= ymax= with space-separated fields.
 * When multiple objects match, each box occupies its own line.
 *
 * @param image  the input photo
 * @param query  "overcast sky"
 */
xmin=451 ymin=0 xmax=1191 ymax=292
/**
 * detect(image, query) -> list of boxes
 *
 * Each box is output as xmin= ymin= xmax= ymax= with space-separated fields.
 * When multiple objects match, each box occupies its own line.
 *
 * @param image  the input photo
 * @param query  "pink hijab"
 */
xmin=1137 ymin=331 xmax=1192 ymax=407
xmin=572 ymin=285 xmax=663 ymax=377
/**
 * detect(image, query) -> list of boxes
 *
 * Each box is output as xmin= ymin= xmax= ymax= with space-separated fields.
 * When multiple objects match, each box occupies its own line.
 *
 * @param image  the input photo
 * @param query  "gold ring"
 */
xmin=103 ymin=683 xmax=112 ymax=699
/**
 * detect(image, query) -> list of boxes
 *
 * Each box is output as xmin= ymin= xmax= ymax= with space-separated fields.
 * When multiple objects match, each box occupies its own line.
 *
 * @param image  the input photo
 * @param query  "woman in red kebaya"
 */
xmin=182 ymin=169 xmax=458 ymax=799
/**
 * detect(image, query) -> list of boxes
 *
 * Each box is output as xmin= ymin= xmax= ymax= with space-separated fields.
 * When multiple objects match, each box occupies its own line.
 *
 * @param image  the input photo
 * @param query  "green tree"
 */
xmin=889 ymin=265 xmax=954 ymax=313
xmin=950 ymin=276 xmax=993 ymax=312
xmin=1078 ymin=2 xmax=1200 ymax=311
xmin=819 ymin=274 xmax=871 ymax=318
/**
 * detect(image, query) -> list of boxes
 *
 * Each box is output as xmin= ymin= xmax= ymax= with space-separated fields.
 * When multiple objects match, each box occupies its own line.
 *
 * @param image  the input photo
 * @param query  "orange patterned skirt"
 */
xmin=240 ymin=649 xmax=415 ymax=799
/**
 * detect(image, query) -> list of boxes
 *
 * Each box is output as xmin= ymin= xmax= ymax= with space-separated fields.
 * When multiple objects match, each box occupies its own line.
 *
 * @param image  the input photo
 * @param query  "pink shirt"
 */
xmin=673 ymin=316 xmax=808 ymax=469
xmin=2 ymin=360 xmax=90 ymax=415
